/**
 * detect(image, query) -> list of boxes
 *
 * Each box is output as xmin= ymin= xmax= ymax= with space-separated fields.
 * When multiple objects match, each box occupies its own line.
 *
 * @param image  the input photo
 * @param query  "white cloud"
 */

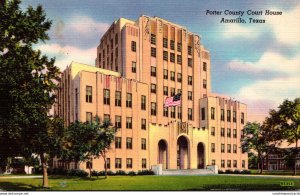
xmin=222 ymin=23 xmax=261 ymax=39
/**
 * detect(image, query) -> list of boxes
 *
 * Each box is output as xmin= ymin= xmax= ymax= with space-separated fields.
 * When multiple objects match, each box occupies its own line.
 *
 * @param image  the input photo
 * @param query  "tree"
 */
xmin=0 ymin=0 xmax=61 ymax=187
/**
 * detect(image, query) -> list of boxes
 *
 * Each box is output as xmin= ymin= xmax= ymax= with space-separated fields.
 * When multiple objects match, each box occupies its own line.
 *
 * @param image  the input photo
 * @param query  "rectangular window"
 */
xmin=171 ymin=107 xmax=176 ymax=118
xmin=212 ymin=160 xmax=216 ymax=166
xmin=203 ymin=62 xmax=207 ymax=71
xmin=211 ymin=107 xmax=215 ymax=120
xmin=227 ymin=128 xmax=231 ymax=137
xmin=151 ymin=47 xmax=156 ymax=57
xmin=141 ymin=95 xmax=146 ymax=110
xmin=233 ymin=144 xmax=237 ymax=153
xmin=141 ymin=118 xmax=146 ymax=130
xmin=241 ymin=112 xmax=245 ymax=124
xmin=227 ymin=160 xmax=231 ymax=168
xmin=106 ymin=158 xmax=110 ymax=169
xmin=177 ymin=55 xmax=182 ymax=65
xmin=126 ymin=138 xmax=132 ymax=149
xmin=170 ymin=53 xmax=175 ymax=63
xmin=86 ymin=112 xmax=92 ymax=123
xmin=163 ymin=107 xmax=168 ymax=117
xmin=103 ymin=89 xmax=110 ymax=105
xmin=170 ymin=71 xmax=175 ymax=81
xmin=103 ymin=114 xmax=110 ymax=122
xmin=188 ymin=91 xmax=192 ymax=100
xmin=221 ymin=109 xmax=225 ymax=121
xmin=115 ymin=34 xmax=118 ymax=45
xmin=211 ymin=143 xmax=215 ymax=153
xmin=126 ymin=158 xmax=133 ymax=169
xmin=126 ymin=117 xmax=132 ymax=129
xmin=132 ymin=61 xmax=136 ymax=73
xmin=115 ymin=137 xmax=122 ymax=149
xmin=203 ymin=79 xmax=207 ymax=89
xmin=177 ymin=43 xmax=182 ymax=52
xmin=177 ymin=73 xmax=182 ymax=83
xmin=110 ymin=39 xmax=113 ymax=49
xmin=188 ymin=58 xmax=193 ymax=67
xmin=227 ymin=110 xmax=231 ymax=122
xmin=221 ymin=160 xmax=225 ymax=168
xmin=141 ymin=138 xmax=146 ymax=150
xmin=221 ymin=144 xmax=225 ymax=153
xmin=188 ymin=76 xmax=192 ymax=85
xmin=131 ymin=41 xmax=136 ymax=52
xmin=188 ymin=108 xmax=193 ymax=120
xmin=151 ymin=102 xmax=156 ymax=116
xmin=163 ymin=51 xmax=168 ymax=61
xmin=115 ymin=91 xmax=121 ymax=106
xmin=233 ymin=129 xmax=237 ymax=138
xmin=142 ymin=158 xmax=147 ymax=169
xmin=151 ymin=84 xmax=156 ymax=94
xmin=115 ymin=158 xmax=122 ymax=169
xmin=233 ymin=160 xmax=237 ymax=168
xmin=188 ymin=46 xmax=192 ymax=55
xmin=201 ymin=107 xmax=205 ymax=120
xmin=233 ymin=111 xmax=237 ymax=122
xmin=163 ymin=86 xmax=168 ymax=96
xmin=221 ymin=128 xmax=225 ymax=137
xmin=115 ymin=115 xmax=121 ymax=128
xmin=126 ymin=93 xmax=132 ymax=108
xmin=163 ymin=38 xmax=168 ymax=48
xmin=86 ymin=86 xmax=92 ymax=103
xmin=227 ymin=144 xmax=231 ymax=153
xmin=177 ymin=106 xmax=182 ymax=119
xmin=151 ymin=66 xmax=156 ymax=77
xmin=242 ymin=160 xmax=245 ymax=168
xmin=163 ymin=69 xmax=168 ymax=79
xmin=211 ymin=127 xmax=215 ymax=136
xmin=151 ymin=34 xmax=156 ymax=44
xmin=170 ymin=40 xmax=175 ymax=50
xmin=170 ymin=88 xmax=175 ymax=96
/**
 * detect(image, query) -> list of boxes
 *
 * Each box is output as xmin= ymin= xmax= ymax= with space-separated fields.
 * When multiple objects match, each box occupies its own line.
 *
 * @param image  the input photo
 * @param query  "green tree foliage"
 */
xmin=0 ymin=0 xmax=62 ymax=187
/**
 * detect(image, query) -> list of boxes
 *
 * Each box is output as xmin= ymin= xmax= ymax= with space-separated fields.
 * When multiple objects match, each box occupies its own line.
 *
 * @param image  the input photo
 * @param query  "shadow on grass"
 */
xmin=0 ymin=181 xmax=48 ymax=191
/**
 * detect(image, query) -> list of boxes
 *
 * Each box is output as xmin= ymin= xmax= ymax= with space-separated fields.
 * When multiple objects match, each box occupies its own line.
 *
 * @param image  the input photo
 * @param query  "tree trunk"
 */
xmin=103 ymin=152 xmax=107 ymax=179
xmin=89 ymin=161 xmax=92 ymax=178
xmin=294 ymin=139 xmax=298 ymax=176
xmin=40 ymin=153 xmax=48 ymax=188
xmin=257 ymin=153 xmax=261 ymax=173
xmin=260 ymin=157 xmax=264 ymax=174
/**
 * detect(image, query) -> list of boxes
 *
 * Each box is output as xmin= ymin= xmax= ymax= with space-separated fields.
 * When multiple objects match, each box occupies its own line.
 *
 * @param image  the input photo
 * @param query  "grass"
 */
xmin=0 ymin=175 xmax=299 ymax=191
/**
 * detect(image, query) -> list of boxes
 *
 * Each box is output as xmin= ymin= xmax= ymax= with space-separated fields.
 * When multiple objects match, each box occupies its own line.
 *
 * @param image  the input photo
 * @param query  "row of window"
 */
xmin=211 ymin=127 xmax=239 ymax=138
xmin=201 ymin=107 xmax=245 ymax=124
xmin=115 ymin=137 xmax=146 ymax=150
xmin=86 ymin=158 xmax=147 ymax=170
xmin=211 ymin=160 xmax=245 ymax=168
xmin=211 ymin=143 xmax=238 ymax=153
xmin=151 ymin=47 xmax=193 ymax=66
xmin=162 ymin=107 xmax=193 ymax=120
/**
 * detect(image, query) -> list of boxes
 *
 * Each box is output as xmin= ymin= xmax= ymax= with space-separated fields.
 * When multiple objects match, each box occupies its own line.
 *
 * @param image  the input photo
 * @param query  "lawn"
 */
xmin=0 ymin=175 xmax=299 ymax=191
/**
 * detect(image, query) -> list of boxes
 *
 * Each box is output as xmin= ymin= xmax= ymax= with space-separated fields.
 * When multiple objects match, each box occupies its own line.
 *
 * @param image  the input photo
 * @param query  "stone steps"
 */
xmin=162 ymin=169 xmax=216 ymax=175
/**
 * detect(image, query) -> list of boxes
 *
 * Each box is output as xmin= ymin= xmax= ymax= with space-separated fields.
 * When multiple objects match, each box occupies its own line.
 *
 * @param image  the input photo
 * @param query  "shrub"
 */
xmin=218 ymin=170 xmax=224 ymax=174
xmin=241 ymin=170 xmax=251 ymax=174
xmin=49 ymin=167 xmax=68 ymax=175
xmin=67 ymin=169 xmax=88 ymax=177
xmin=225 ymin=169 xmax=233 ymax=174
xmin=116 ymin=170 xmax=126 ymax=175
xmin=137 ymin=170 xmax=154 ymax=175
xmin=233 ymin=169 xmax=241 ymax=174
xmin=128 ymin=171 xmax=136 ymax=176
xmin=107 ymin=170 xmax=115 ymax=175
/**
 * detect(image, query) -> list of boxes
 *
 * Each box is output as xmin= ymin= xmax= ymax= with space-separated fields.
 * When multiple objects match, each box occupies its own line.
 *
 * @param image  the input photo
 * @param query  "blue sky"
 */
xmin=21 ymin=0 xmax=300 ymax=122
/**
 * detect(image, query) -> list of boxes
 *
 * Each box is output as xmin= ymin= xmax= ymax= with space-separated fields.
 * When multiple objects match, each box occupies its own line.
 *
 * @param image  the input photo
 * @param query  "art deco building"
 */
xmin=54 ymin=15 xmax=248 ymax=172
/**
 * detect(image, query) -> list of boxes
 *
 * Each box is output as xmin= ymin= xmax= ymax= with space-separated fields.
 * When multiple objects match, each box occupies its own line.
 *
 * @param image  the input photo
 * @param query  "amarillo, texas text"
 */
xmin=206 ymin=9 xmax=282 ymax=23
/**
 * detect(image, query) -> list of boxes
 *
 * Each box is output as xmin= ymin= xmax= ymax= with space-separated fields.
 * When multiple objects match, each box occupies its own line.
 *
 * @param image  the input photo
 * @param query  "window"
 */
xmin=201 ymin=107 xmax=205 ymax=120
xmin=227 ymin=110 xmax=231 ymax=122
xmin=163 ymin=69 xmax=168 ymax=79
xmin=142 ymin=158 xmax=147 ymax=169
xmin=242 ymin=160 xmax=245 ymax=168
xmin=227 ymin=144 xmax=231 ymax=153
xmin=170 ymin=53 xmax=175 ymax=62
xmin=241 ymin=130 xmax=244 ymax=139
xmin=110 ymin=39 xmax=113 ymax=49
xmin=115 ymin=91 xmax=121 ymax=106
xmin=211 ymin=127 xmax=215 ymax=136
xmin=171 ymin=107 xmax=176 ymax=118
xmin=163 ymin=38 xmax=168 ymax=48
xmin=188 ymin=46 xmax=192 ymax=55
xmin=141 ymin=138 xmax=146 ymax=150
xmin=151 ymin=66 xmax=156 ymax=77
xmin=163 ymin=86 xmax=168 ymax=96
xmin=221 ymin=109 xmax=225 ymax=121
xmin=212 ymin=160 xmax=216 ymax=165
xmin=141 ymin=95 xmax=146 ymax=110
xmin=131 ymin=41 xmax=136 ymax=52
xmin=106 ymin=158 xmax=110 ymax=169
xmin=221 ymin=128 xmax=225 ymax=137
xmin=188 ymin=76 xmax=192 ymax=85
xmin=126 ymin=138 xmax=132 ymax=149
xmin=241 ymin=112 xmax=245 ymax=124
xmin=126 ymin=158 xmax=133 ymax=169
xmin=233 ymin=160 xmax=237 ymax=168
xmin=188 ymin=91 xmax=192 ymax=100
xmin=203 ymin=62 xmax=207 ymax=71
xmin=86 ymin=86 xmax=92 ymax=103
xmin=188 ymin=108 xmax=193 ymax=120
xmin=211 ymin=107 xmax=215 ymax=120
xmin=151 ymin=47 xmax=156 ymax=57
xmin=132 ymin=61 xmax=136 ymax=73
xmin=177 ymin=43 xmax=182 ymax=52
xmin=227 ymin=160 xmax=231 ymax=168
xmin=203 ymin=79 xmax=207 ymax=89
xmin=188 ymin=58 xmax=193 ymax=67
xmin=163 ymin=51 xmax=168 ymax=61
xmin=221 ymin=160 xmax=225 ymax=168
xmin=115 ymin=137 xmax=122 ymax=149
xmin=227 ymin=128 xmax=231 ymax=137
xmin=170 ymin=40 xmax=175 ymax=50
xmin=86 ymin=112 xmax=92 ymax=123
xmin=170 ymin=88 xmax=175 ymax=96
xmin=177 ymin=107 xmax=182 ymax=119
xmin=103 ymin=89 xmax=110 ymax=105
xmin=126 ymin=117 xmax=132 ymax=129
xmin=104 ymin=114 xmax=110 ymax=122
xmin=75 ymin=88 xmax=78 ymax=121
xmin=170 ymin=71 xmax=175 ymax=81
xmin=115 ymin=158 xmax=122 ymax=169
xmin=141 ymin=118 xmax=146 ymax=130
xmin=126 ymin=93 xmax=132 ymax=108
xmin=151 ymin=84 xmax=156 ymax=94
xmin=233 ymin=111 xmax=237 ymax=122
xmin=177 ymin=55 xmax=182 ymax=65
xmin=221 ymin=144 xmax=225 ymax=153
xmin=211 ymin=143 xmax=215 ymax=153
xmin=115 ymin=34 xmax=118 ymax=45
xmin=151 ymin=34 xmax=156 ymax=44
xmin=177 ymin=73 xmax=182 ymax=83
xmin=151 ymin=102 xmax=156 ymax=116
xmin=233 ymin=144 xmax=237 ymax=153
xmin=163 ymin=107 xmax=168 ymax=117
xmin=233 ymin=129 xmax=237 ymax=138
xmin=86 ymin=161 xmax=93 ymax=169
xmin=115 ymin=115 xmax=121 ymax=128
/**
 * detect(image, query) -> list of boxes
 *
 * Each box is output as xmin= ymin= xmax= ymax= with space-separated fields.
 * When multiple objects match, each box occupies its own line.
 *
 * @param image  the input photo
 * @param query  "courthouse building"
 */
xmin=54 ymin=15 xmax=248 ymax=172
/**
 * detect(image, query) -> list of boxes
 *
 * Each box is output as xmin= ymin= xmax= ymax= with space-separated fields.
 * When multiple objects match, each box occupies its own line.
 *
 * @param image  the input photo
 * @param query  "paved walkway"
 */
xmin=0 ymin=175 xmax=42 ymax=179
xmin=223 ymin=174 xmax=300 ymax=179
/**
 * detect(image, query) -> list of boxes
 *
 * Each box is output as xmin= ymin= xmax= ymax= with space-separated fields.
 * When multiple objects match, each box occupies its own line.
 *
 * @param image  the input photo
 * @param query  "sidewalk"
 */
xmin=0 ymin=175 xmax=42 ymax=179
xmin=223 ymin=174 xmax=300 ymax=179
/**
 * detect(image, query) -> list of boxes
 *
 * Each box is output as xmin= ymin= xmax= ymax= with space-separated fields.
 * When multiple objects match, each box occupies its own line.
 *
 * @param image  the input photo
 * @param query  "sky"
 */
xmin=21 ymin=0 xmax=300 ymax=123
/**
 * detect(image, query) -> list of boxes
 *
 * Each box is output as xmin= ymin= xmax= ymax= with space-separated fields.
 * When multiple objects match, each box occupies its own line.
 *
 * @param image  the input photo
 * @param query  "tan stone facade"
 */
xmin=54 ymin=15 xmax=248 ymax=172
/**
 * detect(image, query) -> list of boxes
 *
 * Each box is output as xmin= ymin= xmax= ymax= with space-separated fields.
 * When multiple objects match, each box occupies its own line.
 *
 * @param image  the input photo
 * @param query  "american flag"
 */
xmin=164 ymin=93 xmax=181 ymax=107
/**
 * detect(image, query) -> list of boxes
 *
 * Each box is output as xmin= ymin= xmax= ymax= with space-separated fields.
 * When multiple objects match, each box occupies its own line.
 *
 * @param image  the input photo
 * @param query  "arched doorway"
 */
xmin=177 ymin=136 xmax=189 ymax=169
xmin=158 ymin=140 xmax=168 ymax=169
xmin=197 ymin=142 xmax=205 ymax=169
